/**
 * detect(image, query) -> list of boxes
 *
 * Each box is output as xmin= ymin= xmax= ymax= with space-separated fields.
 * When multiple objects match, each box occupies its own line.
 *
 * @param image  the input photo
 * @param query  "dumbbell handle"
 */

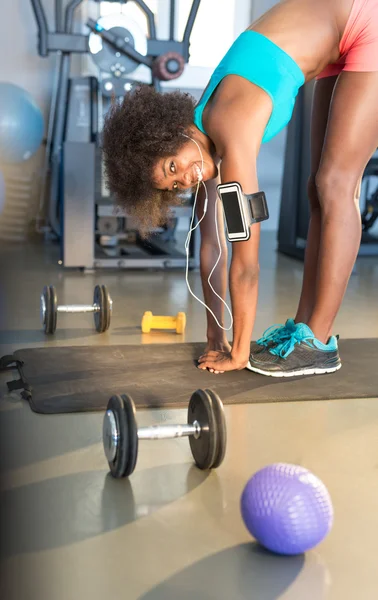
xmin=137 ymin=420 xmax=201 ymax=440
xmin=150 ymin=315 xmax=178 ymax=325
xmin=57 ymin=304 xmax=100 ymax=314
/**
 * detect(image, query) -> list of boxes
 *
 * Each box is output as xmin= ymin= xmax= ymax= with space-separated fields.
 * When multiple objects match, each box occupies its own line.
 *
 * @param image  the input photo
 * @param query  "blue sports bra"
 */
xmin=193 ymin=30 xmax=305 ymax=144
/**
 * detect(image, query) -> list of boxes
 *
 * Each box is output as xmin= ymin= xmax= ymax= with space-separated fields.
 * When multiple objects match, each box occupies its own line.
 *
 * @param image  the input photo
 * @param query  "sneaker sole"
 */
xmin=246 ymin=361 xmax=342 ymax=378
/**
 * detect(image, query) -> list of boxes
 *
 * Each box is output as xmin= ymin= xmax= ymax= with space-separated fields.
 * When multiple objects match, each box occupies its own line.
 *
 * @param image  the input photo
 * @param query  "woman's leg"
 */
xmin=294 ymin=76 xmax=338 ymax=324
xmin=307 ymin=71 xmax=378 ymax=342
xmin=248 ymin=72 xmax=378 ymax=377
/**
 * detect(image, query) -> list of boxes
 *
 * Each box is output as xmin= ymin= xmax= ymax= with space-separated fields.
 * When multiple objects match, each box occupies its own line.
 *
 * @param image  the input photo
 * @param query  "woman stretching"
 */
xmin=102 ymin=0 xmax=378 ymax=376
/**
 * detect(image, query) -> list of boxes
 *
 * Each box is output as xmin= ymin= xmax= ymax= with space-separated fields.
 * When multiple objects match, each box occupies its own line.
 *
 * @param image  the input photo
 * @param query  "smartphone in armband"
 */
xmin=216 ymin=182 xmax=269 ymax=242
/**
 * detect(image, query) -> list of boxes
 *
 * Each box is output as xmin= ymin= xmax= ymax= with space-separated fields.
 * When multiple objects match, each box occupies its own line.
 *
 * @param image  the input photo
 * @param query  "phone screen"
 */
xmin=221 ymin=191 xmax=245 ymax=234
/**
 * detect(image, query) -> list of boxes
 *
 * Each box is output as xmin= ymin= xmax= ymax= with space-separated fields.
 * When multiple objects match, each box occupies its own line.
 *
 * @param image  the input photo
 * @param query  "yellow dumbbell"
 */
xmin=141 ymin=311 xmax=186 ymax=334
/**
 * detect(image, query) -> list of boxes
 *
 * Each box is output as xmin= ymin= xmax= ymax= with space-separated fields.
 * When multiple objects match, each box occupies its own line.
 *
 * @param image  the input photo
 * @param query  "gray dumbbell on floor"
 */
xmin=40 ymin=284 xmax=112 ymax=334
xmin=103 ymin=388 xmax=227 ymax=478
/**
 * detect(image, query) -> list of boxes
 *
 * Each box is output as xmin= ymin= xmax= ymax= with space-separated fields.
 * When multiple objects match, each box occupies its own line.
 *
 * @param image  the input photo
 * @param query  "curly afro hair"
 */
xmin=102 ymin=84 xmax=196 ymax=236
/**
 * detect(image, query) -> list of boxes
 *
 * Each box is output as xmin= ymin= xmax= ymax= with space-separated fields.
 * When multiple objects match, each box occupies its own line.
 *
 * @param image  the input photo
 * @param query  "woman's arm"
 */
xmin=195 ymin=175 xmax=230 ymax=346
xmin=221 ymin=150 xmax=260 ymax=366
xmin=198 ymin=149 xmax=261 ymax=371
xmin=198 ymin=80 xmax=271 ymax=372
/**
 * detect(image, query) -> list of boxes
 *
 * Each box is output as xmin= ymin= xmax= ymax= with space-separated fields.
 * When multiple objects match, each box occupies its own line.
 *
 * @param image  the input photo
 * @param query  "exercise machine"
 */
xmin=30 ymin=0 xmax=202 ymax=269
xmin=278 ymin=82 xmax=378 ymax=259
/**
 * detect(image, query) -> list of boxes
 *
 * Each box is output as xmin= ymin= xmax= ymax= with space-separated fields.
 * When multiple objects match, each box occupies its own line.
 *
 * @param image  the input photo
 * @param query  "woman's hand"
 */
xmin=197 ymin=347 xmax=249 ymax=374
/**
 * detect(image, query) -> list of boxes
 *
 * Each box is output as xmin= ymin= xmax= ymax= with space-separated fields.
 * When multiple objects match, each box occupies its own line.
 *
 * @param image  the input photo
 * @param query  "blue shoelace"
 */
xmin=269 ymin=329 xmax=313 ymax=358
xmin=269 ymin=323 xmax=338 ymax=358
xmin=256 ymin=322 xmax=294 ymax=347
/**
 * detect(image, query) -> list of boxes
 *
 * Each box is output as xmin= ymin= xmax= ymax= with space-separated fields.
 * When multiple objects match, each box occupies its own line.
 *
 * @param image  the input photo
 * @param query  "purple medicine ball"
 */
xmin=241 ymin=463 xmax=333 ymax=555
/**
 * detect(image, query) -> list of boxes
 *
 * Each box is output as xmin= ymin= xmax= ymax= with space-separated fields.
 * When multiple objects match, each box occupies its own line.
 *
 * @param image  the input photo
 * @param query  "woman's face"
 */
xmin=153 ymin=137 xmax=218 ymax=192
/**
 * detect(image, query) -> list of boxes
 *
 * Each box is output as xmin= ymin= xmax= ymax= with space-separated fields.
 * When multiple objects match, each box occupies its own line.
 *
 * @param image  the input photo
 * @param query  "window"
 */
xmin=176 ymin=0 xmax=237 ymax=68
xmin=99 ymin=1 xmax=158 ymax=35
xmin=94 ymin=1 xmax=251 ymax=88
xmin=100 ymin=1 xmax=241 ymax=68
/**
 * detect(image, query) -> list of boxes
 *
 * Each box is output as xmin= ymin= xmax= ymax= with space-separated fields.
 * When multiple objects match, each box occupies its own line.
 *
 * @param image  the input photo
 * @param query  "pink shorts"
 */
xmin=317 ymin=0 xmax=378 ymax=79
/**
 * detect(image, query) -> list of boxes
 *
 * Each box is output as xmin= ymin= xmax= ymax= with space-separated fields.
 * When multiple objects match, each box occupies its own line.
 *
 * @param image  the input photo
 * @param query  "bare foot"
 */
xmin=199 ymin=338 xmax=232 ymax=374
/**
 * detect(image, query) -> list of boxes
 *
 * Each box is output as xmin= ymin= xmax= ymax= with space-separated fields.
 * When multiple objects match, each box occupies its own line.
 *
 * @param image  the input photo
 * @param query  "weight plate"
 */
xmin=103 ymin=408 xmax=118 ymax=464
xmin=40 ymin=286 xmax=48 ymax=329
xmin=49 ymin=285 xmax=57 ymax=334
xmin=88 ymin=15 xmax=148 ymax=76
xmin=120 ymin=393 xmax=138 ymax=476
xmin=104 ymin=394 xmax=138 ymax=478
xmin=93 ymin=285 xmax=104 ymax=332
xmin=41 ymin=285 xmax=57 ymax=334
xmin=187 ymin=389 xmax=218 ymax=470
xmin=102 ymin=285 xmax=112 ymax=331
xmin=205 ymin=389 xmax=227 ymax=469
xmin=94 ymin=284 xmax=112 ymax=333
xmin=152 ymin=52 xmax=185 ymax=81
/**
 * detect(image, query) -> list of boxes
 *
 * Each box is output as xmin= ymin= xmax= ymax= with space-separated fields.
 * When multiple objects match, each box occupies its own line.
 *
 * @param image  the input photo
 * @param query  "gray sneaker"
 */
xmin=250 ymin=319 xmax=297 ymax=357
xmin=247 ymin=323 xmax=341 ymax=377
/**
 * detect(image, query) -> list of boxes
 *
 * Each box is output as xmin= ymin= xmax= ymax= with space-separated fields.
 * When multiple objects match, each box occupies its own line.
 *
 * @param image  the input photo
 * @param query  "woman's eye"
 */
xmin=170 ymin=161 xmax=175 ymax=173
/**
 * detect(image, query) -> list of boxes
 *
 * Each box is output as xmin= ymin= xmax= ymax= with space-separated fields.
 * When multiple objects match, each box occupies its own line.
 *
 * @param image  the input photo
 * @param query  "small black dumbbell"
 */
xmin=103 ymin=388 xmax=227 ymax=478
xmin=40 ymin=284 xmax=112 ymax=333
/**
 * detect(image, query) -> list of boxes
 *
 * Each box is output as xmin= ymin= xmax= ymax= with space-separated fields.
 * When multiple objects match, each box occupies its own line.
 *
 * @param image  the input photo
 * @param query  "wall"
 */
xmin=0 ymin=0 xmax=83 ymax=230
xmin=1 ymin=0 xmax=55 ymax=116
xmin=251 ymin=0 xmax=279 ymax=19
xmin=251 ymin=0 xmax=286 ymax=233
xmin=0 ymin=0 xmax=52 ymax=227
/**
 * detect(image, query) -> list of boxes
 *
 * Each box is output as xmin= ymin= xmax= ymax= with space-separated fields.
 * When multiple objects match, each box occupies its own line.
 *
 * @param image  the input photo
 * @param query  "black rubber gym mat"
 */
xmin=2 ymin=339 xmax=377 ymax=414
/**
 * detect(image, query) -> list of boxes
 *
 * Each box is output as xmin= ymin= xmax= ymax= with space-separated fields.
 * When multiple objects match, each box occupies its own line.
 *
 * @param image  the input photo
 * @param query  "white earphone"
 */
xmin=182 ymin=133 xmax=233 ymax=332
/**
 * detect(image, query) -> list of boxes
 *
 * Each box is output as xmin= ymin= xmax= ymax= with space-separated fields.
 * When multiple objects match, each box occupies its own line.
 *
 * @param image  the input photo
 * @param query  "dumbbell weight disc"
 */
xmin=41 ymin=285 xmax=57 ymax=334
xmin=121 ymin=393 xmax=139 ymax=476
xmin=103 ymin=394 xmax=138 ymax=478
xmin=187 ymin=389 xmax=218 ymax=470
xmin=94 ymin=284 xmax=112 ymax=333
xmin=205 ymin=389 xmax=227 ymax=468
xmin=176 ymin=312 xmax=186 ymax=334
xmin=141 ymin=311 xmax=152 ymax=333
xmin=40 ymin=286 xmax=49 ymax=332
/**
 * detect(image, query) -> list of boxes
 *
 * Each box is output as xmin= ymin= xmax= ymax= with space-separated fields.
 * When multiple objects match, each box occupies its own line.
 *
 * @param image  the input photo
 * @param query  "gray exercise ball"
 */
xmin=0 ymin=82 xmax=44 ymax=164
